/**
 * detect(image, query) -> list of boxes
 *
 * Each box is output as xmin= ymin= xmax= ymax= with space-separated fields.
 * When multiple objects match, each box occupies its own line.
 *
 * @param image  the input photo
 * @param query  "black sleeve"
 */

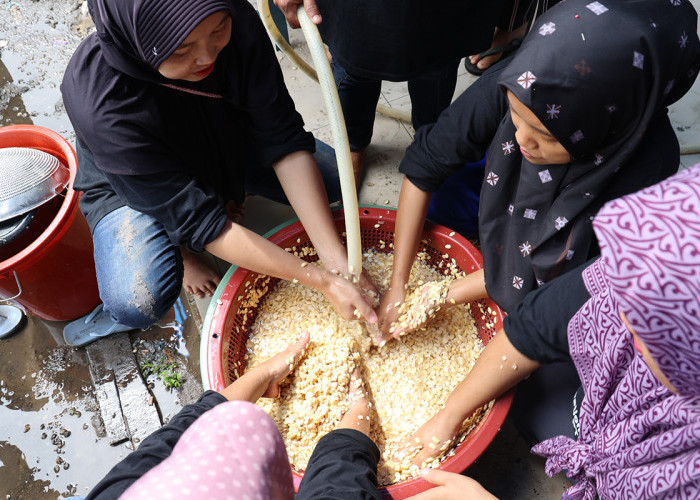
xmin=398 ymin=59 xmax=510 ymax=192
xmin=103 ymin=170 xmax=228 ymax=253
xmin=233 ymin=1 xmax=316 ymax=168
xmin=503 ymin=259 xmax=594 ymax=364
xmin=86 ymin=391 xmax=227 ymax=500
xmin=297 ymin=429 xmax=381 ymax=500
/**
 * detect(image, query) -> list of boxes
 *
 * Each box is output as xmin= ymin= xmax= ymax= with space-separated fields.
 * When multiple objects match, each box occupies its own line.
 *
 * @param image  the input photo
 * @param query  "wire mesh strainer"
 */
xmin=0 ymin=147 xmax=70 ymax=222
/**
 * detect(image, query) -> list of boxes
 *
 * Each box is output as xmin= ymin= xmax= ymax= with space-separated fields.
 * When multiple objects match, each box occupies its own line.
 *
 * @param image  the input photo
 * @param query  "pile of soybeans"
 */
xmin=244 ymin=249 xmax=490 ymax=486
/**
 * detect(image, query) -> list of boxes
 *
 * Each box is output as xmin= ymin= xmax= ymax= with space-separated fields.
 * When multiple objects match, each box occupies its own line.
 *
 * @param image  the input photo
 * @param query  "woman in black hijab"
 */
xmin=376 ymin=0 xmax=700 ymax=340
xmin=61 ymin=0 xmax=377 ymax=345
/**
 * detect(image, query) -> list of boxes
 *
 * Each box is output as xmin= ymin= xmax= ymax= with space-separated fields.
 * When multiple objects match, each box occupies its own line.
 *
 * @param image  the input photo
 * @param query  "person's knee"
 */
xmin=102 ymin=283 xmax=177 ymax=329
xmin=100 ymin=266 xmax=182 ymax=329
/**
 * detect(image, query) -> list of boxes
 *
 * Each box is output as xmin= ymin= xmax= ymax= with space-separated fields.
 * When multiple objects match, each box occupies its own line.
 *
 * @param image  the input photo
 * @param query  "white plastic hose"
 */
xmin=296 ymin=6 xmax=362 ymax=282
xmin=257 ymin=0 xmax=412 ymax=124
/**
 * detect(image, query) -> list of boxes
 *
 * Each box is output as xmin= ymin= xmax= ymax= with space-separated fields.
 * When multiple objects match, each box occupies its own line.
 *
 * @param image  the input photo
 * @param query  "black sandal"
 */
xmin=464 ymin=36 xmax=524 ymax=76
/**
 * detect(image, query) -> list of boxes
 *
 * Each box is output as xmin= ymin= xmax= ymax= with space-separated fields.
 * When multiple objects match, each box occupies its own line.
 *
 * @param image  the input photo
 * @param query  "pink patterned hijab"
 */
xmin=533 ymin=165 xmax=700 ymax=499
xmin=121 ymin=400 xmax=294 ymax=500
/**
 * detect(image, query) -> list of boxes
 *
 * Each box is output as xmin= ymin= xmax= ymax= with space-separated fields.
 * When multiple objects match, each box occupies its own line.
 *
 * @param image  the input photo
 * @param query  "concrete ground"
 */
xmin=1 ymin=1 xmax=699 ymax=498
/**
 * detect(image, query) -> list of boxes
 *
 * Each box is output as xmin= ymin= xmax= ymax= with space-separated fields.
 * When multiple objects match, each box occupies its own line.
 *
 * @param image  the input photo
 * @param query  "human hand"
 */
xmin=407 ymin=469 xmax=497 ymax=500
xmin=273 ymin=0 xmax=321 ymax=29
xmin=219 ymin=331 xmax=310 ymax=402
xmin=400 ymin=409 xmax=463 ymax=467
xmin=375 ymin=284 xmax=407 ymax=344
xmin=320 ymin=255 xmax=380 ymax=299
xmin=390 ymin=280 xmax=452 ymax=339
xmin=320 ymin=270 xmax=377 ymax=324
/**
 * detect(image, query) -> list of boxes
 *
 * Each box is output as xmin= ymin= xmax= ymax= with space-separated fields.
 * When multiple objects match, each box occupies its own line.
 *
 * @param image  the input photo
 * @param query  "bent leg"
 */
xmin=407 ymin=60 xmax=460 ymax=131
xmin=92 ymin=206 xmax=183 ymax=329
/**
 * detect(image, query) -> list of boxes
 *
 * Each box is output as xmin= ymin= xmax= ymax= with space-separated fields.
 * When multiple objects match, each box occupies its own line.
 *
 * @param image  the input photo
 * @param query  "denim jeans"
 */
xmin=427 ymin=157 xmax=486 ymax=237
xmin=331 ymin=59 xmax=460 ymax=151
xmin=91 ymin=140 xmax=340 ymax=328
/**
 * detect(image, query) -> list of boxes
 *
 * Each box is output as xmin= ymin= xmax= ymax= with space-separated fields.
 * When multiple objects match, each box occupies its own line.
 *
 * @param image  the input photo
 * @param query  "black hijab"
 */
xmin=478 ymin=0 xmax=700 ymax=313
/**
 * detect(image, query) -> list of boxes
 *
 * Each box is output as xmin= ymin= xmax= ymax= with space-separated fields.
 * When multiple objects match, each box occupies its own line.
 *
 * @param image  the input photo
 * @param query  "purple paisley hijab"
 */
xmin=533 ymin=165 xmax=700 ymax=499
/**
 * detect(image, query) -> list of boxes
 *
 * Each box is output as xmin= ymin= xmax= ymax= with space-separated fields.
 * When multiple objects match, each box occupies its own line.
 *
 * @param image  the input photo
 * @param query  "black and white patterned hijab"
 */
xmin=479 ymin=0 xmax=700 ymax=313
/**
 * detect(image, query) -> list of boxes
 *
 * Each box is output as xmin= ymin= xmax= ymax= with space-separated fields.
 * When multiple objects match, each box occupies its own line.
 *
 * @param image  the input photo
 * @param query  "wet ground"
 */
xmin=1 ymin=0 xmax=700 ymax=499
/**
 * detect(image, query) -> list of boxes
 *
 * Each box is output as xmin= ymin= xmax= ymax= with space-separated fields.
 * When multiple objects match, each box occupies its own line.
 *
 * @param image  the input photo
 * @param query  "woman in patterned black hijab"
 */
xmin=377 ymin=0 xmax=700 ymax=338
xmin=480 ymin=0 xmax=700 ymax=312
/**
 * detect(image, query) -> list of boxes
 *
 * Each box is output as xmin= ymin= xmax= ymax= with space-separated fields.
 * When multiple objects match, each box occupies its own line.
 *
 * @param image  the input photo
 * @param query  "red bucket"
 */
xmin=0 ymin=125 xmax=101 ymax=321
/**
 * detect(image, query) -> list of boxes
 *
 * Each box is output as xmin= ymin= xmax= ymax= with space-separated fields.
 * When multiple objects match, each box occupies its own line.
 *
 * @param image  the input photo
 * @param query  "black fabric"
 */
xmin=62 ymin=0 xmax=315 ymax=250
xmin=75 ymin=140 xmax=228 ymax=252
xmin=86 ymin=390 xmax=227 ymax=500
xmin=503 ymin=259 xmax=592 ymax=365
xmin=503 ymin=260 xmax=593 ymax=447
xmin=88 ymin=0 xmax=233 ymax=73
xmin=315 ymin=1 xmax=504 ymax=81
xmin=296 ymin=429 xmax=381 ymax=500
xmin=510 ymin=360 xmax=582 ymax=447
xmin=479 ymin=0 xmax=700 ymax=313
xmin=399 ymin=58 xmax=512 ymax=192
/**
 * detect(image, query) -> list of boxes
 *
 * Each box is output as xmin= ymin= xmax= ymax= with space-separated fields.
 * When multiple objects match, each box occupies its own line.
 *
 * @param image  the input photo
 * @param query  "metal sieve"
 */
xmin=0 ymin=147 xmax=70 ymax=222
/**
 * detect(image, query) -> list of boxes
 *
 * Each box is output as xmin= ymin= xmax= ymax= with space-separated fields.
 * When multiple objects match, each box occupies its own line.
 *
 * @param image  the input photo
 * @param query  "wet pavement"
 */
xmin=1 ymin=0 xmax=699 ymax=499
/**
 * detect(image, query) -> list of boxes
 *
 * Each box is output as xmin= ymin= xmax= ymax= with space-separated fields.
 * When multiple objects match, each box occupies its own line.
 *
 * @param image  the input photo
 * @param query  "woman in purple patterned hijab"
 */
xmin=402 ymin=165 xmax=700 ymax=499
xmin=533 ymin=165 xmax=700 ymax=499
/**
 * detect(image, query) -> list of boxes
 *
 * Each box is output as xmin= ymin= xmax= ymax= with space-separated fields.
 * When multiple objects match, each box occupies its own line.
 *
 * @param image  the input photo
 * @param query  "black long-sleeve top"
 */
xmin=62 ymin=0 xmax=314 ymax=252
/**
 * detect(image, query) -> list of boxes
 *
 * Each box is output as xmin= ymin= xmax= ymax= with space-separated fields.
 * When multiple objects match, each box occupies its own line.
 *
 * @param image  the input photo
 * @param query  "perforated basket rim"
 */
xmin=200 ymin=205 xmax=514 ymax=498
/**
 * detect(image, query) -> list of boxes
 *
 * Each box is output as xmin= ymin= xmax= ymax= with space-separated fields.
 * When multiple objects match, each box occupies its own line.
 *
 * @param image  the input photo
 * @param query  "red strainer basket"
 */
xmin=201 ymin=206 xmax=513 ymax=498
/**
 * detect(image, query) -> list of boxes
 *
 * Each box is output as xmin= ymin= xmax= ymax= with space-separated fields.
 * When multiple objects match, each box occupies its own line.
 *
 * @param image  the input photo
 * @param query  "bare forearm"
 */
xmin=205 ymin=220 xmax=327 ymax=289
xmin=391 ymin=176 xmax=431 ymax=286
xmin=218 ymin=369 xmax=269 ymax=403
xmin=441 ymin=329 xmax=540 ymax=427
xmin=446 ymin=269 xmax=487 ymax=304
xmin=274 ymin=151 xmax=346 ymax=266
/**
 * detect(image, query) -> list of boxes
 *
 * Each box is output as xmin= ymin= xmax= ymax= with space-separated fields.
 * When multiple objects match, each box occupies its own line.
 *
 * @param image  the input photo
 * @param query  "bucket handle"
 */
xmin=0 ymin=271 xmax=22 ymax=302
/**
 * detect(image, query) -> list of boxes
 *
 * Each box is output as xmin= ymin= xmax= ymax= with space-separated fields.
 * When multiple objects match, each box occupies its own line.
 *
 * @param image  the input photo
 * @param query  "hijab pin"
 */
xmin=575 ymin=14 xmax=580 ymax=19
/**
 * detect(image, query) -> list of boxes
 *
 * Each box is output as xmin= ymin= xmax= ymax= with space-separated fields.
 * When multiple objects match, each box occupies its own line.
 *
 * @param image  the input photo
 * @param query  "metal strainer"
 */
xmin=0 ymin=147 xmax=70 ymax=222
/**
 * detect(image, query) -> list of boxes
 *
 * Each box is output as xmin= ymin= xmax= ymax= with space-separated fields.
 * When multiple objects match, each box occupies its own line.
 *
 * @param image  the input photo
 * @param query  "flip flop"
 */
xmin=0 ymin=304 xmax=25 ymax=339
xmin=464 ymin=36 xmax=524 ymax=76
xmin=63 ymin=303 xmax=134 ymax=347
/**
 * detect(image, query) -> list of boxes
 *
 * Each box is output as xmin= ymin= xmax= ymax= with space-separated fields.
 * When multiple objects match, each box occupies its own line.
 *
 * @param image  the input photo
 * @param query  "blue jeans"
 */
xmin=331 ymin=59 xmax=460 ymax=151
xmin=92 ymin=140 xmax=340 ymax=328
xmin=427 ymin=157 xmax=486 ymax=237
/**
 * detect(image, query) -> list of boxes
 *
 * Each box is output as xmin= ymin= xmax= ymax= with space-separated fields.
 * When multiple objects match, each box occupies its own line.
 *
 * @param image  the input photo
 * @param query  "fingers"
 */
xmin=360 ymin=269 xmax=379 ymax=295
xmin=284 ymin=330 xmax=311 ymax=365
xmin=355 ymin=295 xmax=378 ymax=324
xmin=277 ymin=0 xmax=301 ymax=29
xmin=303 ymin=0 xmax=322 ymax=24
xmin=418 ymin=468 xmax=452 ymax=487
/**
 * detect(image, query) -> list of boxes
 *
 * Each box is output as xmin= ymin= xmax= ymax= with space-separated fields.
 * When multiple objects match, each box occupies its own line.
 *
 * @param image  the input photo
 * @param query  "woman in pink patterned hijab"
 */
xmin=534 ymin=165 xmax=700 ymax=499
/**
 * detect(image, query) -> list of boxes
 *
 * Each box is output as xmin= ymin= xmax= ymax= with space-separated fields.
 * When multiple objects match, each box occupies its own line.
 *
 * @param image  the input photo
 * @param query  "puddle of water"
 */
xmin=0 ymin=316 xmax=129 ymax=498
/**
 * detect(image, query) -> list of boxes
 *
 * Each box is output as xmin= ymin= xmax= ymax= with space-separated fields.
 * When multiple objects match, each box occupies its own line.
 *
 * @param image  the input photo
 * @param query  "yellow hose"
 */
xmin=257 ymin=0 xmax=412 ymax=125
xmin=296 ymin=6 xmax=363 ymax=282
